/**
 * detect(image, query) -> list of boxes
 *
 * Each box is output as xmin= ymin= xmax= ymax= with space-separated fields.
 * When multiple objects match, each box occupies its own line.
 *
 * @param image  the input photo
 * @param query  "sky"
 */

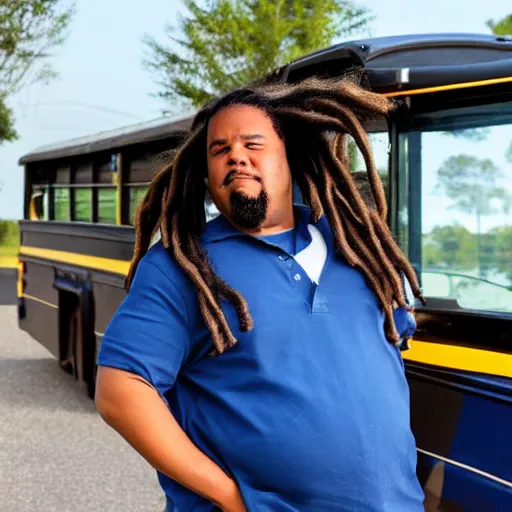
xmin=0 ymin=0 xmax=511 ymax=225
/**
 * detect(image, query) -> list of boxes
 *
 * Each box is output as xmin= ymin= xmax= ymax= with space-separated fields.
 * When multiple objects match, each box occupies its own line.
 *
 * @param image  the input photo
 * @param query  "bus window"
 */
xmin=54 ymin=188 xmax=70 ymax=221
xmin=74 ymin=188 xmax=92 ymax=222
xmin=98 ymin=188 xmax=117 ymax=224
xmin=400 ymin=103 xmax=512 ymax=313
xmin=128 ymin=185 xmax=149 ymax=224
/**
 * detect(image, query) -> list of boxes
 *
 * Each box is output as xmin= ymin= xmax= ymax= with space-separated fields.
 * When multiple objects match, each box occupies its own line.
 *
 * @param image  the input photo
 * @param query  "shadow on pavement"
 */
xmin=0 ymin=357 xmax=97 ymax=414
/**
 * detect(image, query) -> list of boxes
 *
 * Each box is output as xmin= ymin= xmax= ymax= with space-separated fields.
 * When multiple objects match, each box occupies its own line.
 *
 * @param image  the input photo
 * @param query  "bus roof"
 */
xmin=19 ymin=112 xmax=194 ymax=164
xmin=20 ymin=33 xmax=512 ymax=165
xmin=278 ymin=33 xmax=512 ymax=91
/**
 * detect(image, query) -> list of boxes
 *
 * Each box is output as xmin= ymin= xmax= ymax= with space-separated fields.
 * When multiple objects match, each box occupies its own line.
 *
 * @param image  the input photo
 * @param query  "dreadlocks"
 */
xmin=127 ymin=76 xmax=425 ymax=355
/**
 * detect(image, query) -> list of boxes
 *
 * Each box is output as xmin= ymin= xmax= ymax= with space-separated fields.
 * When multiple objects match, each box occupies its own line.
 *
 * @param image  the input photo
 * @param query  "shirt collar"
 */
xmin=202 ymin=204 xmax=315 ymax=246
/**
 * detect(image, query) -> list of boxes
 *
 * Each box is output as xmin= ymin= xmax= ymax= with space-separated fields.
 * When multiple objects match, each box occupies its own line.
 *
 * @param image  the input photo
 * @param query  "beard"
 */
xmin=229 ymin=188 xmax=269 ymax=230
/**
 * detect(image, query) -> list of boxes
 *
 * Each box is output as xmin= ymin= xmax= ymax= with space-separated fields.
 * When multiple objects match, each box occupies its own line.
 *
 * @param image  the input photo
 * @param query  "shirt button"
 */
xmin=294 ymin=273 xmax=301 ymax=281
xmin=278 ymin=254 xmax=286 ymax=261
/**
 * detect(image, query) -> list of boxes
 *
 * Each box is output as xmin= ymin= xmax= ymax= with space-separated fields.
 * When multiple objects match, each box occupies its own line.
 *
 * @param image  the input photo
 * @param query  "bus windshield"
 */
xmin=398 ymin=103 xmax=512 ymax=313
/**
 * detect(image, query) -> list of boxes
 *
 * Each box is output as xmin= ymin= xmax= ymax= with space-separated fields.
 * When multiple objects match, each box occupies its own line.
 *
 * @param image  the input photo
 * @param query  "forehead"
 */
xmin=207 ymin=105 xmax=276 ymax=139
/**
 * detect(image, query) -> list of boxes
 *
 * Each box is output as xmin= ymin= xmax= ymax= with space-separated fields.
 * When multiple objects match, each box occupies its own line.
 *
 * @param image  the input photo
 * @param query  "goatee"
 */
xmin=229 ymin=189 xmax=269 ymax=230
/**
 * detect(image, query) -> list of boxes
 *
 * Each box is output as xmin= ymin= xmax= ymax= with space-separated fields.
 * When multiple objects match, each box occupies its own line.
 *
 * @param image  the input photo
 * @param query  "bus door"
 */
xmin=395 ymin=95 xmax=512 ymax=510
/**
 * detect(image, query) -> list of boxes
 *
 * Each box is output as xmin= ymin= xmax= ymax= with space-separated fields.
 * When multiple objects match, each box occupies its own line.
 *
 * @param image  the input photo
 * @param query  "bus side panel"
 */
xmin=410 ymin=375 xmax=512 ymax=511
xmin=19 ymin=260 xmax=60 ymax=358
xmin=92 ymin=276 xmax=127 ymax=365
xmin=92 ymin=278 xmax=127 ymax=336
xmin=22 ymin=259 xmax=59 ymax=310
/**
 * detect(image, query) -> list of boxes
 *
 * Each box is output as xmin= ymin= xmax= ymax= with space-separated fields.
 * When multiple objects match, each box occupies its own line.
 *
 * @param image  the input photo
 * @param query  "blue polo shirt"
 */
xmin=98 ymin=206 xmax=424 ymax=511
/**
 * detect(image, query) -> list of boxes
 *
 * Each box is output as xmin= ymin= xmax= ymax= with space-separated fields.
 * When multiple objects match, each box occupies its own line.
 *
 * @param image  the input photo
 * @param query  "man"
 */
xmin=95 ymin=77 xmax=425 ymax=511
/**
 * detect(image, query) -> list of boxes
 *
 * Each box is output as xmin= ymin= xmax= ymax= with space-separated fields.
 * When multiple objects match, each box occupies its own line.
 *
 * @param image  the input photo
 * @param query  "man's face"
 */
xmin=206 ymin=105 xmax=292 ymax=230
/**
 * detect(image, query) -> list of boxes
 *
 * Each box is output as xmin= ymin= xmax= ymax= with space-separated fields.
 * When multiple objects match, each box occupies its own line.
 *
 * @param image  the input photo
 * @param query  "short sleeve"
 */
xmin=97 ymin=257 xmax=190 ymax=394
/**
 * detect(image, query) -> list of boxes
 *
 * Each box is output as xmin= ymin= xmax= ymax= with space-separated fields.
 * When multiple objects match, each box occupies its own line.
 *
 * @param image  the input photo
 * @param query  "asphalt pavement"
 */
xmin=0 ymin=306 xmax=164 ymax=512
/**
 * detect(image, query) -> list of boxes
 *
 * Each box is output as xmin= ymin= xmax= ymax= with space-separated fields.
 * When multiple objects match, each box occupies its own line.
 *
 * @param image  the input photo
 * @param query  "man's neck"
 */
xmin=230 ymin=211 xmax=295 ymax=237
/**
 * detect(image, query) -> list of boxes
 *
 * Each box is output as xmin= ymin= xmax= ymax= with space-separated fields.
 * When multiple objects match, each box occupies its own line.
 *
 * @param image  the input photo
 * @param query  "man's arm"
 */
xmin=95 ymin=366 xmax=247 ymax=512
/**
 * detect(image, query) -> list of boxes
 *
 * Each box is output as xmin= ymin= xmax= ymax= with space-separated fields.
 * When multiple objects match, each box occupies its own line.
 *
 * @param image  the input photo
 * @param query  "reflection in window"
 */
xmin=98 ymin=188 xmax=117 ymax=224
xmin=75 ymin=188 xmax=92 ymax=222
xmin=54 ymin=188 xmax=70 ymax=221
xmin=129 ymin=186 xmax=148 ymax=225
xmin=401 ymin=104 xmax=512 ymax=312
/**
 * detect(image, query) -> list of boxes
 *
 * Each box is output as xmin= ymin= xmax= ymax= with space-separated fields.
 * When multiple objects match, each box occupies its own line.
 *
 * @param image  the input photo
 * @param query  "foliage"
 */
xmin=0 ymin=96 xmax=16 ymax=141
xmin=436 ymin=155 xmax=511 ymax=231
xmin=143 ymin=0 xmax=372 ymax=109
xmin=487 ymin=13 xmax=512 ymax=35
xmin=485 ymin=225 xmax=512 ymax=282
xmin=0 ymin=0 xmax=75 ymax=144
xmin=0 ymin=219 xmax=19 ymax=245
xmin=422 ymin=224 xmax=477 ymax=269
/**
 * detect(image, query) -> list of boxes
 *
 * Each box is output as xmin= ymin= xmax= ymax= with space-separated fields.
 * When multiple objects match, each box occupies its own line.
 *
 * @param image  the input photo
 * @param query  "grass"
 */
xmin=0 ymin=244 xmax=18 ymax=268
xmin=0 ymin=221 xmax=19 ymax=268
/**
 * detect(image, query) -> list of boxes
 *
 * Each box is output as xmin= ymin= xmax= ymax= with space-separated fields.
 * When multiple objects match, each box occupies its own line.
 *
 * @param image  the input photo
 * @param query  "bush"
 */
xmin=0 ymin=220 xmax=20 ymax=255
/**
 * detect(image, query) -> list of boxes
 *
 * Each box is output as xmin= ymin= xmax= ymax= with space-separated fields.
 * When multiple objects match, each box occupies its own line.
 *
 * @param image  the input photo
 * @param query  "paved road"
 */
xmin=0 ymin=306 xmax=164 ymax=512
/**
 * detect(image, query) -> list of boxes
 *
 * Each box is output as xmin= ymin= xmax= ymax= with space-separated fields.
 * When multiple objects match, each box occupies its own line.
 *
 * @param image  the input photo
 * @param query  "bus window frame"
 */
xmin=393 ymin=97 xmax=512 ymax=320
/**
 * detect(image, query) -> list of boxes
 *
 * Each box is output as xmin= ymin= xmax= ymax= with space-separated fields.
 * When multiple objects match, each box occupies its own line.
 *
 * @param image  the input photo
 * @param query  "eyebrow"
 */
xmin=208 ymin=134 xmax=265 ymax=151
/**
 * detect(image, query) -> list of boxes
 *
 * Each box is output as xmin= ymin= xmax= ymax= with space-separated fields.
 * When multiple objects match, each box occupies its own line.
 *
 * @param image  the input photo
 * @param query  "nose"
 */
xmin=227 ymin=143 xmax=247 ymax=167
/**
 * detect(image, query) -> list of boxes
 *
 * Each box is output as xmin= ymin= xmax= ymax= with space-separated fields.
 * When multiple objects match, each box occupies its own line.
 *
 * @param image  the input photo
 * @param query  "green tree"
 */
xmin=422 ymin=224 xmax=477 ymax=269
xmin=487 ymin=13 xmax=512 ymax=35
xmin=486 ymin=225 xmax=512 ymax=284
xmin=436 ymin=155 xmax=512 ymax=275
xmin=143 ymin=0 xmax=372 ymax=109
xmin=0 ymin=1 xmax=75 ymax=144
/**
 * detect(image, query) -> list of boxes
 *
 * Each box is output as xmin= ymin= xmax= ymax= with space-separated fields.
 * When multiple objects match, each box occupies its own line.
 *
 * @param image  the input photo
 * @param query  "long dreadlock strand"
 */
xmin=279 ymin=107 xmax=372 ymax=223
xmin=159 ymin=187 xmax=171 ymax=247
xmin=369 ymin=210 xmax=426 ymax=305
xmin=265 ymin=77 xmax=392 ymax=119
xmin=127 ymin=161 xmax=175 ymax=288
xmin=186 ymin=235 xmax=254 ymax=332
xmin=286 ymin=113 xmax=405 ymax=305
xmin=283 ymin=111 xmax=409 ymax=332
xmin=171 ymin=216 xmax=237 ymax=353
xmin=326 ymin=137 xmax=407 ymax=306
xmin=322 ymin=101 xmax=388 ymax=220
xmin=322 ymin=169 xmax=361 ymax=267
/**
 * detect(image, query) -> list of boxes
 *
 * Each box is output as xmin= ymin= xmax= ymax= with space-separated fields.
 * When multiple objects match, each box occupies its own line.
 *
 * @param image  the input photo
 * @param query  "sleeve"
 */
xmin=97 ymin=257 xmax=190 ymax=394
xmin=393 ymin=273 xmax=417 ymax=351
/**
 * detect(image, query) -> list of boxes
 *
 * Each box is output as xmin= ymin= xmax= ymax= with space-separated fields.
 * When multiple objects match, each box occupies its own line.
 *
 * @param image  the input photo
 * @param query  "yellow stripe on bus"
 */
xmin=403 ymin=340 xmax=512 ymax=378
xmin=19 ymin=246 xmax=131 ymax=275
xmin=383 ymin=75 xmax=512 ymax=98
xmin=23 ymin=293 xmax=58 ymax=309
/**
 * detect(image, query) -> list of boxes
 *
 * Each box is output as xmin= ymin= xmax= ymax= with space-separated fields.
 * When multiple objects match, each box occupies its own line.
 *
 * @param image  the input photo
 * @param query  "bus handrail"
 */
xmin=422 ymin=268 xmax=512 ymax=292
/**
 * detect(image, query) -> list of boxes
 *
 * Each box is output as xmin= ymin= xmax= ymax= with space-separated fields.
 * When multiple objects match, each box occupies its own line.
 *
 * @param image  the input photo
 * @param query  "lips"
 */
xmin=223 ymin=170 xmax=260 ymax=186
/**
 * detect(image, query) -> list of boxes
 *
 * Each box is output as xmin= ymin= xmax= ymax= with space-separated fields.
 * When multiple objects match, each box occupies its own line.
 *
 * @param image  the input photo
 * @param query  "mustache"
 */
xmin=223 ymin=170 xmax=261 ymax=186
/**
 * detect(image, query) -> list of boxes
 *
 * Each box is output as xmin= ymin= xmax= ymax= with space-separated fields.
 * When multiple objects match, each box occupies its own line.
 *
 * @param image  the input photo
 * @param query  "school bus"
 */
xmin=17 ymin=33 xmax=512 ymax=509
